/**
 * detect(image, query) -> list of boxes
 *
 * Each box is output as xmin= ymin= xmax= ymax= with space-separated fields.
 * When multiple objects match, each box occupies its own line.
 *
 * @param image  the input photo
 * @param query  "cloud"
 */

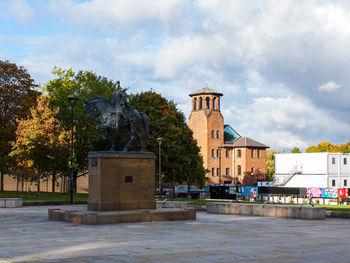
xmin=47 ymin=0 xmax=190 ymax=35
xmin=8 ymin=0 xmax=35 ymax=24
xmin=318 ymin=81 xmax=341 ymax=92
xmin=3 ymin=0 xmax=350 ymax=152
xmin=221 ymin=94 xmax=350 ymax=151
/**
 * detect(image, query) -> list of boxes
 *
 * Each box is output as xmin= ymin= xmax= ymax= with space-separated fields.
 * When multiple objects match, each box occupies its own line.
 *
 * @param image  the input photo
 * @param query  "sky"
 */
xmin=1 ymin=0 xmax=350 ymax=151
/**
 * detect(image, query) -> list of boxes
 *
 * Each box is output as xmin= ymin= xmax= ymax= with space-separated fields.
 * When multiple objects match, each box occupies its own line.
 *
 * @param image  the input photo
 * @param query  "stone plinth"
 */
xmin=88 ymin=152 xmax=156 ymax=211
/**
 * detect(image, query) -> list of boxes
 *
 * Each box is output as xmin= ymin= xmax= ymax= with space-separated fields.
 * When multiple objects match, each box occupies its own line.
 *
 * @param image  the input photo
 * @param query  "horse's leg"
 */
xmin=96 ymin=125 xmax=106 ymax=140
xmin=106 ymin=128 xmax=116 ymax=151
xmin=123 ymin=122 xmax=138 ymax=152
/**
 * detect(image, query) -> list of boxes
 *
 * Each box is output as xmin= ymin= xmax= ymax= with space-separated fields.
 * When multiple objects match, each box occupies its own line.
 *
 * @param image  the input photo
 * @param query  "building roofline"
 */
xmin=189 ymin=87 xmax=223 ymax=97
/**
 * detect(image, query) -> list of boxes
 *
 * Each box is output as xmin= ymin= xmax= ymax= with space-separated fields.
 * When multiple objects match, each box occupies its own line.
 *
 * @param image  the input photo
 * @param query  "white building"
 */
xmin=274 ymin=153 xmax=350 ymax=188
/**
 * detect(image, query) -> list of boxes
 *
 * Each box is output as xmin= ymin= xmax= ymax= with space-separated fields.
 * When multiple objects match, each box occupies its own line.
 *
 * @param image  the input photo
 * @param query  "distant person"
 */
xmin=249 ymin=189 xmax=254 ymax=202
xmin=309 ymin=192 xmax=314 ymax=207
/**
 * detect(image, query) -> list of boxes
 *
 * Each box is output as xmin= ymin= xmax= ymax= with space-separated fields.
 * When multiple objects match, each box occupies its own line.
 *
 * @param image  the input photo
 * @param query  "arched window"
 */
xmin=206 ymin=97 xmax=210 ymax=109
xmin=199 ymin=97 xmax=203 ymax=109
xmin=237 ymin=149 xmax=241 ymax=158
xmin=194 ymin=98 xmax=197 ymax=110
xmin=213 ymin=97 xmax=217 ymax=109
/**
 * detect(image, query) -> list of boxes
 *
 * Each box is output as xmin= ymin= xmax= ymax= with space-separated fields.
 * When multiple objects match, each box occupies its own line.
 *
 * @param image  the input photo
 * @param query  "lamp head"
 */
xmin=67 ymin=96 xmax=78 ymax=107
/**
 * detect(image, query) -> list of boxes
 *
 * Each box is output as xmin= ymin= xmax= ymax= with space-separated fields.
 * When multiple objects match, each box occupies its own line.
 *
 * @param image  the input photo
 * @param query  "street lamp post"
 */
xmin=157 ymin=138 xmax=162 ymax=197
xmin=68 ymin=96 xmax=78 ymax=205
xmin=218 ymin=147 xmax=222 ymax=198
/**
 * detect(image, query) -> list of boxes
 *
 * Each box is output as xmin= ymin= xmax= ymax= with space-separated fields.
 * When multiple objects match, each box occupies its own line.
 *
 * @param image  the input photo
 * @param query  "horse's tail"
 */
xmin=140 ymin=112 xmax=149 ymax=139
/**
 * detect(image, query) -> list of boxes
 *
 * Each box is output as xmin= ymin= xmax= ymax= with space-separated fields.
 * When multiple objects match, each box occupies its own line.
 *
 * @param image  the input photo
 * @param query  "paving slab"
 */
xmin=1 ymin=205 xmax=350 ymax=262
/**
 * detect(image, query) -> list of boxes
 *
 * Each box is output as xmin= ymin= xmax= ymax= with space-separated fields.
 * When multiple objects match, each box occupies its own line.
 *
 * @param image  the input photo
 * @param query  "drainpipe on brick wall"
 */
xmin=338 ymin=154 xmax=341 ymax=188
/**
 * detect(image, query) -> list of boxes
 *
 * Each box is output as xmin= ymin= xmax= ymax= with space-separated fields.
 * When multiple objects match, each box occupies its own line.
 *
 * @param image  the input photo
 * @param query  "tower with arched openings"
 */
xmin=189 ymin=87 xmax=269 ymax=186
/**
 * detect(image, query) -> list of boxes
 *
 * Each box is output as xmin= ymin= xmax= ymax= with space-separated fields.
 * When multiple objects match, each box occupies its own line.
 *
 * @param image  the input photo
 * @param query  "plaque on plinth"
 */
xmin=88 ymin=152 xmax=156 ymax=211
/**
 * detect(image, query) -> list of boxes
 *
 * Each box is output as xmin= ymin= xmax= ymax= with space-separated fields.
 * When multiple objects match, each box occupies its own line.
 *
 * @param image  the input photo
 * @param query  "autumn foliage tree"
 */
xmin=10 ymin=96 xmax=69 ymax=194
xmin=305 ymin=141 xmax=350 ymax=153
xmin=129 ymin=91 xmax=207 ymax=187
xmin=0 ymin=60 xmax=39 ymax=190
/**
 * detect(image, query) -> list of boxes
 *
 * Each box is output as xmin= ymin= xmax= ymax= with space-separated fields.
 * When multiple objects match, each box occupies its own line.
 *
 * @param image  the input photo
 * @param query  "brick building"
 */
xmin=188 ymin=87 xmax=269 ymax=185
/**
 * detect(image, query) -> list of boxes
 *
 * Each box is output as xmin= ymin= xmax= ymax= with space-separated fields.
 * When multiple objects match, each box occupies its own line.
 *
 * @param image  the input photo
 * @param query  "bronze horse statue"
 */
xmin=84 ymin=91 xmax=149 ymax=152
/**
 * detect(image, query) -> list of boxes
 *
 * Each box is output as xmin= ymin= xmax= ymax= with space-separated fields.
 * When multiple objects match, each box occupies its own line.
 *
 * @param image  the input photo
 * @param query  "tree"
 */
xmin=0 ymin=60 xmax=39 ymax=190
xmin=44 ymin=67 xmax=124 ymax=174
xmin=291 ymin=147 xmax=301 ymax=153
xmin=266 ymin=150 xmax=283 ymax=181
xmin=10 ymin=96 xmax=69 ymax=195
xmin=129 ymin=91 xmax=207 ymax=187
xmin=305 ymin=142 xmax=341 ymax=153
xmin=242 ymin=170 xmax=266 ymax=186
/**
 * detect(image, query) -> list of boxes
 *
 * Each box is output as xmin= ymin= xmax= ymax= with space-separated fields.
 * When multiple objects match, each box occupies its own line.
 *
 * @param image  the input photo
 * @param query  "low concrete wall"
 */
xmin=156 ymin=201 xmax=196 ymax=209
xmin=0 ymin=198 xmax=23 ymax=208
xmin=207 ymin=203 xmax=325 ymax=220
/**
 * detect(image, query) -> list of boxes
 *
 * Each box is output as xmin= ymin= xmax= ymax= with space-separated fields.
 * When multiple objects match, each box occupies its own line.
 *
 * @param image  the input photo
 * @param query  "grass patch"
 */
xmin=0 ymin=191 xmax=88 ymax=201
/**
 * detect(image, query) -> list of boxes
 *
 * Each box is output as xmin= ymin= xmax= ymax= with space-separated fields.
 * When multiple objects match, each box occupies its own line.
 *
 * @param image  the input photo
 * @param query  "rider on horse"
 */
xmin=111 ymin=81 xmax=128 ymax=120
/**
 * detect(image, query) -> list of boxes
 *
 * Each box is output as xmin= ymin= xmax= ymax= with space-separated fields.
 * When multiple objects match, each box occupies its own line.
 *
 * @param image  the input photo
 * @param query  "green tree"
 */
xmin=44 ymin=67 xmax=124 ymax=174
xmin=10 ymin=96 xmax=69 ymax=195
xmin=0 ymin=60 xmax=39 ymax=190
xmin=266 ymin=150 xmax=283 ymax=181
xmin=291 ymin=146 xmax=301 ymax=153
xmin=129 ymin=91 xmax=207 ymax=187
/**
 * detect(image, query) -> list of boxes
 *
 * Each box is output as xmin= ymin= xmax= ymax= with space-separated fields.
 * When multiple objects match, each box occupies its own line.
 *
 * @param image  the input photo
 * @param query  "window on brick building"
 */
xmin=194 ymin=98 xmax=197 ymax=110
xmin=237 ymin=165 xmax=241 ymax=176
xmin=251 ymin=149 xmax=255 ymax=158
xmin=199 ymin=97 xmax=202 ymax=109
xmin=226 ymin=168 xmax=230 ymax=176
xmin=212 ymin=168 xmax=215 ymax=177
xmin=216 ymin=130 xmax=219 ymax=139
xmin=237 ymin=149 xmax=241 ymax=158
xmin=226 ymin=149 xmax=230 ymax=158
xmin=257 ymin=149 xmax=261 ymax=158
xmin=211 ymin=130 xmax=215 ymax=139
xmin=213 ymin=97 xmax=217 ymax=109
xmin=212 ymin=149 xmax=215 ymax=158
xmin=206 ymin=97 xmax=210 ymax=109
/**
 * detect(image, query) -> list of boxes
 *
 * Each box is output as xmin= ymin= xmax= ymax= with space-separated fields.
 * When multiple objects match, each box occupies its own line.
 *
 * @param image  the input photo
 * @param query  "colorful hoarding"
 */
xmin=307 ymin=187 xmax=322 ymax=197
xmin=322 ymin=188 xmax=337 ymax=198
xmin=338 ymin=188 xmax=348 ymax=199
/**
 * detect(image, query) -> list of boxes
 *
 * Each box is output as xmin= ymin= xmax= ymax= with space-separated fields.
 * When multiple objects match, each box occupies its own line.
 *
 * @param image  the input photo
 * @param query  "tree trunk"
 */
xmin=52 ymin=173 xmax=56 ymax=193
xmin=16 ymin=176 xmax=19 ymax=191
xmin=37 ymin=170 xmax=40 ymax=197
xmin=21 ymin=175 xmax=24 ymax=192
xmin=0 ymin=171 xmax=3 ymax=192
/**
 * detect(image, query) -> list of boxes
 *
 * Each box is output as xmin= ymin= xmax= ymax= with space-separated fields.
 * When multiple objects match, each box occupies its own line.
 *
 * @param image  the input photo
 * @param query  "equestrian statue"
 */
xmin=84 ymin=82 xmax=149 ymax=152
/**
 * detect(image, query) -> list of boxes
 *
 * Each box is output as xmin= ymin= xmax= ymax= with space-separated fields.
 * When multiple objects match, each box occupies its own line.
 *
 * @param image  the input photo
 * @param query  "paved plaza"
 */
xmin=1 ymin=205 xmax=350 ymax=263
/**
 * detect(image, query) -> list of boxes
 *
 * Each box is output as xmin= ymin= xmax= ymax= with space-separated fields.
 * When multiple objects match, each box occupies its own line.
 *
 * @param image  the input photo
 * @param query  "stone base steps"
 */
xmin=49 ymin=207 xmax=196 ymax=225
